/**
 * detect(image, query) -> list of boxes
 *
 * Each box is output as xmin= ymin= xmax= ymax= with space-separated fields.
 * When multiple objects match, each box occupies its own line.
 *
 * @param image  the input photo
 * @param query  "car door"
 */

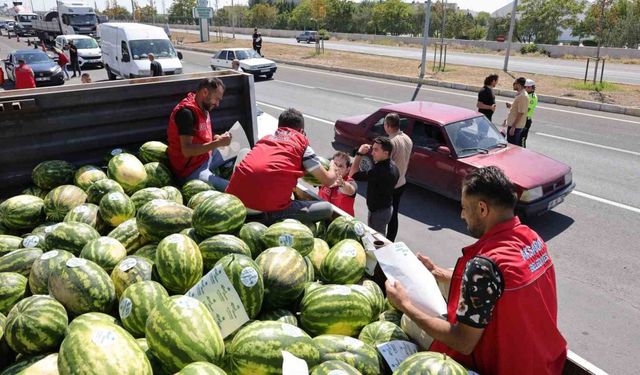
xmin=224 ymin=51 xmax=235 ymax=69
xmin=212 ymin=50 xmax=227 ymax=69
xmin=120 ymin=39 xmax=131 ymax=76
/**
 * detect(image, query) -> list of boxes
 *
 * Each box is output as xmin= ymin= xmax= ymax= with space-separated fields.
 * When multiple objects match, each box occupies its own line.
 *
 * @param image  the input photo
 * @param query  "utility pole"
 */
xmin=412 ymin=0 xmax=432 ymax=101
xmin=593 ymin=0 xmax=606 ymax=83
xmin=503 ymin=0 xmax=518 ymax=72
xmin=231 ymin=0 xmax=235 ymax=38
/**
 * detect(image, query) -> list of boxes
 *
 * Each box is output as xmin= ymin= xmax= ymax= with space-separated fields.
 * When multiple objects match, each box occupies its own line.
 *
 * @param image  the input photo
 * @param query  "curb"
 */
xmin=177 ymin=45 xmax=640 ymax=118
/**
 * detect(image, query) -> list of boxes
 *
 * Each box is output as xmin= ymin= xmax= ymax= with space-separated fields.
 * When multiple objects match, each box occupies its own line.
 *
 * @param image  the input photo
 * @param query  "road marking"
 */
xmin=365 ymin=97 xmax=395 ymax=104
xmin=573 ymin=191 xmax=640 ymax=214
xmin=536 ymin=132 xmax=640 ymax=156
xmin=274 ymin=80 xmax=315 ymax=89
xmin=257 ymin=101 xmax=334 ymax=125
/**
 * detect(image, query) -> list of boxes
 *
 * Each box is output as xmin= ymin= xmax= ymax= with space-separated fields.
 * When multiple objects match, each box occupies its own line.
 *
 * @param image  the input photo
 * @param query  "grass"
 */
xmin=569 ymin=81 xmax=621 ymax=92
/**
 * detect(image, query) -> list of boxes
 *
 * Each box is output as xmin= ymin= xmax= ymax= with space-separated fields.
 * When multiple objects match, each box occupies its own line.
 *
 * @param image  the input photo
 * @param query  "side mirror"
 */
xmin=122 ymin=54 xmax=130 ymax=62
xmin=436 ymin=145 xmax=451 ymax=156
xmin=177 ymin=51 xmax=183 ymax=60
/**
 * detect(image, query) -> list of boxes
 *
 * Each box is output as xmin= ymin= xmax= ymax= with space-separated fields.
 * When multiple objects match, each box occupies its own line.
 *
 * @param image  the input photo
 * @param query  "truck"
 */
xmin=7 ymin=1 xmax=38 ymax=36
xmin=0 ymin=73 xmax=606 ymax=375
xmin=32 ymin=0 xmax=99 ymax=44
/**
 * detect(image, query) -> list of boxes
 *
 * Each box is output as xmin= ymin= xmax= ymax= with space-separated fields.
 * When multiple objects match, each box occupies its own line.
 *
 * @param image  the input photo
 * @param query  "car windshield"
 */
xmin=129 ymin=39 xmax=176 ymax=60
xmin=445 ymin=116 xmax=507 ymax=157
xmin=235 ymin=49 xmax=261 ymax=60
xmin=69 ymin=14 xmax=97 ymax=26
xmin=17 ymin=15 xmax=38 ymax=22
xmin=16 ymin=53 xmax=51 ymax=64
xmin=72 ymin=38 xmax=98 ymax=49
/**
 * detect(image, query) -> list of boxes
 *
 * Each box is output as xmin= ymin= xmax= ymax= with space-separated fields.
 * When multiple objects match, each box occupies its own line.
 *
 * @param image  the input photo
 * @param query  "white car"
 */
xmin=210 ymin=48 xmax=277 ymax=79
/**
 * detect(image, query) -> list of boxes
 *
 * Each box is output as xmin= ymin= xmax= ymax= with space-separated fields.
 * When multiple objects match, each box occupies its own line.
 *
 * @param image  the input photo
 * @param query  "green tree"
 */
xmin=103 ymin=4 xmax=131 ymax=20
xmin=486 ymin=16 xmax=512 ymax=41
xmin=249 ymin=3 xmax=278 ymax=28
xmin=372 ymin=0 xmax=413 ymax=35
xmin=518 ymin=0 xmax=585 ymax=44
xmin=290 ymin=0 xmax=312 ymax=29
xmin=352 ymin=1 xmax=375 ymax=34
xmin=168 ymin=0 xmax=196 ymax=23
xmin=324 ymin=0 xmax=355 ymax=32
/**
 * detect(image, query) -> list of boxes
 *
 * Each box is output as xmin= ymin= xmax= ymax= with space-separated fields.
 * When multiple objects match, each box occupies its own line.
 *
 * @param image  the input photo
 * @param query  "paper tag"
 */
xmin=278 ymin=234 xmax=294 ymax=247
xmin=240 ymin=267 xmax=259 ymax=288
xmin=92 ymin=329 xmax=117 ymax=347
xmin=353 ymin=222 xmax=366 ymax=237
xmin=216 ymin=122 xmax=251 ymax=162
xmin=342 ymin=246 xmax=357 ymax=257
xmin=119 ymin=298 xmax=133 ymax=319
xmin=118 ymin=257 xmax=138 ymax=272
xmin=66 ymin=258 xmax=87 ymax=268
xmin=22 ymin=235 xmax=40 ymax=248
xmin=361 ymin=232 xmax=378 ymax=276
xmin=281 ymin=351 xmax=309 ymax=375
xmin=186 ymin=264 xmax=250 ymax=338
xmin=376 ymin=340 xmax=418 ymax=372
xmin=110 ymin=148 xmax=123 ymax=156
xmin=41 ymin=250 xmax=59 ymax=260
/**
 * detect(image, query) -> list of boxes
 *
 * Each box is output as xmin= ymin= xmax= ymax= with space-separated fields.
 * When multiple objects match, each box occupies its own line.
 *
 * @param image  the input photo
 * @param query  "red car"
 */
xmin=333 ymin=101 xmax=575 ymax=216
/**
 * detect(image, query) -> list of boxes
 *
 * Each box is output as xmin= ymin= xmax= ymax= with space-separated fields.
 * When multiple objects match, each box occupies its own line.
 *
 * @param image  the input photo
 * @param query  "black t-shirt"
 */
xmin=150 ymin=60 xmax=163 ymax=76
xmin=174 ymin=108 xmax=197 ymax=136
xmin=354 ymin=158 xmax=399 ymax=211
xmin=69 ymin=44 xmax=78 ymax=59
xmin=477 ymin=85 xmax=495 ymax=118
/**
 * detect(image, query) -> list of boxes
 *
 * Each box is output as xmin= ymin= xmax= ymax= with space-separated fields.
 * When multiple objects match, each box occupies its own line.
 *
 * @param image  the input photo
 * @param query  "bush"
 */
xmin=318 ymin=29 xmax=330 ymax=40
xmin=520 ymin=43 xmax=539 ymax=54
xmin=582 ymin=40 xmax=598 ymax=47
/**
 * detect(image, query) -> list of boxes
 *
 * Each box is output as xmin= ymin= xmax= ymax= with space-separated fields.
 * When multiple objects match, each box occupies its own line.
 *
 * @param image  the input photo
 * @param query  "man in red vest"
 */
xmin=167 ymin=77 xmax=232 ymax=191
xmin=386 ymin=166 xmax=567 ymax=375
xmin=14 ymin=58 xmax=36 ymax=89
xmin=226 ymin=108 xmax=339 ymax=223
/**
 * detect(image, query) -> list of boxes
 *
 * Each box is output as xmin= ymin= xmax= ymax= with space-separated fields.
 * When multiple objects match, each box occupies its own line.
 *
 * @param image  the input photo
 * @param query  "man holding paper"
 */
xmin=386 ymin=166 xmax=567 ymax=375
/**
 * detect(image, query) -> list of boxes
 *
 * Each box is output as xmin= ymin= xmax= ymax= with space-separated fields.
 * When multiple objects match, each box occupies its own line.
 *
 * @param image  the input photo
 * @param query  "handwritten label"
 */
xmin=376 ymin=340 xmax=418 ymax=372
xmin=240 ymin=267 xmax=259 ymax=288
xmin=353 ymin=222 xmax=365 ymax=237
xmin=41 ymin=250 xmax=59 ymax=260
xmin=66 ymin=258 xmax=87 ymax=268
xmin=110 ymin=148 xmax=123 ymax=156
xmin=281 ymin=351 xmax=309 ymax=375
xmin=342 ymin=245 xmax=357 ymax=257
xmin=91 ymin=329 xmax=117 ymax=347
xmin=118 ymin=257 xmax=137 ymax=272
xmin=174 ymin=296 xmax=199 ymax=310
xmin=119 ymin=298 xmax=133 ymax=319
xmin=278 ymin=234 xmax=294 ymax=247
xmin=22 ymin=235 xmax=40 ymax=248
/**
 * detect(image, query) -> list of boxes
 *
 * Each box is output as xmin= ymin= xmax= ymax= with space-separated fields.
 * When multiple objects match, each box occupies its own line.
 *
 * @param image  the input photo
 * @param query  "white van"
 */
xmin=97 ymin=22 xmax=183 ymax=79
xmin=55 ymin=35 xmax=103 ymax=68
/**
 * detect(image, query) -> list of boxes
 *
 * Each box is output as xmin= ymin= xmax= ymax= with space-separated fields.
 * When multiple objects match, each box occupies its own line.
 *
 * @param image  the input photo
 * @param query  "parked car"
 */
xmin=5 ymin=21 xmax=16 ymax=32
xmin=3 ymin=49 xmax=65 ymax=87
xmin=296 ymin=31 xmax=318 ymax=43
xmin=55 ymin=35 xmax=103 ymax=69
xmin=333 ymin=101 xmax=575 ymax=216
xmin=210 ymin=48 xmax=277 ymax=79
xmin=0 ymin=20 xmax=9 ymax=30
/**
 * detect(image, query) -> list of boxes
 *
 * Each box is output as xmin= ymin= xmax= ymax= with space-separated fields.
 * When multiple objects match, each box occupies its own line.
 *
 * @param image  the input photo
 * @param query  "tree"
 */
xmin=487 ymin=16 xmax=512 ymax=41
xmin=517 ymin=0 xmax=586 ymax=44
xmin=103 ymin=4 xmax=131 ymax=20
xmin=324 ymin=0 xmax=355 ymax=33
xmin=351 ymin=1 xmax=375 ymax=34
xmin=250 ymin=3 xmax=277 ymax=28
xmin=169 ymin=0 xmax=197 ymax=24
xmin=372 ymin=0 xmax=413 ymax=35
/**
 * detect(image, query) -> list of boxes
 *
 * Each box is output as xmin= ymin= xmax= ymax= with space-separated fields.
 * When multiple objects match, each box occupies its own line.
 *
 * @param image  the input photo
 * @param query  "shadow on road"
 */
xmin=523 ymin=211 xmax=575 ymax=242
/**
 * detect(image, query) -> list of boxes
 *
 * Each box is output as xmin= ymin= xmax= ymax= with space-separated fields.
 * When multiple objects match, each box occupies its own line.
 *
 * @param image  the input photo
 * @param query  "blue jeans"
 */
xmin=507 ymin=127 xmax=523 ymax=145
xmin=184 ymin=150 xmax=229 ymax=191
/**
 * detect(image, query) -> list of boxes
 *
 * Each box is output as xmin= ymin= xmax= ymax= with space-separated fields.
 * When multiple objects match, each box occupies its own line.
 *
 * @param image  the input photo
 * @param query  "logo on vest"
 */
xmin=520 ymin=238 xmax=550 ymax=273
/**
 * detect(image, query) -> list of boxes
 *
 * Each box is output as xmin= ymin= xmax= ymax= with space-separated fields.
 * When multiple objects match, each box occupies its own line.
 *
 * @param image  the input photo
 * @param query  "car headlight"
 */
xmin=564 ymin=171 xmax=572 ymax=185
xmin=175 ymin=68 xmax=182 ymax=74
xmin=520 ymin=186 xmax=543 ymax=203
xmin=51 ymin=66 xmax=61 ymax=73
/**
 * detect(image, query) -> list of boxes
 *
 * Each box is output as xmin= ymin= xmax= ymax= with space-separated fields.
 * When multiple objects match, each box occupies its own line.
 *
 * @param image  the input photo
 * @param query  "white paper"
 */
xmin=376 ymin=340 xmax=418 ymax=372
xmin=361 ymin=231 xmax=378 ymax=276
xmin=281 ymin=350 xmax=309 ymax=374
xmin=374 ymin=242 xmax=447 ymax=317
xmin=186 ymin=264 xmax=250 ymax=338
xmin=216 ymin=121 xmax=250 ymax=162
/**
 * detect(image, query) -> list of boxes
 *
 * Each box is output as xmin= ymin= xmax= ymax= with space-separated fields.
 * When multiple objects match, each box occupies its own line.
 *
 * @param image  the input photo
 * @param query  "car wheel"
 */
xmin=106 ymin=65 xmax=116 ymax=80
xmin=211 ymin=65 xmax=216 ymax=71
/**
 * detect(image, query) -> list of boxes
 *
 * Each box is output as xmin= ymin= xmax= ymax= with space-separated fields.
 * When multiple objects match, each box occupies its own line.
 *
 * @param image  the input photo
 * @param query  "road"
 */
xmin=2 ymin=35 xmax=639 ymax=374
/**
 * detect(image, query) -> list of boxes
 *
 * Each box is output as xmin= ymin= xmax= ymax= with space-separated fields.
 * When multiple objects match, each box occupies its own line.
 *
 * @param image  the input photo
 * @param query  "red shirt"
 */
xmin=430 ymin=217 xmax=567 ymax=375
xmin=226 ymin=128 xmax=309 ymax=212
xmin=318 ymin=176 xmax=356 ymax=216
xmin=15 ymin=64 xmax=36 ymax=89
xmin=57 ymin=53 xmax=69 ymax=66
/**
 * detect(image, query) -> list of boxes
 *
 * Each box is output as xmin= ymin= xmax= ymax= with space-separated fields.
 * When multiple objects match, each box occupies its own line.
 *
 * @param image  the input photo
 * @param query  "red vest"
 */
xmin=57 ymin=53 xmax=69 ymax=66
xmin=430 ymin=217 xmax=567 ymax=375
xmin=166 ymin=93 xmax=213 ymax=179
xmin=15 ymin=64 xmax=36 ymax=89
xmin=318 ymin=176 xmax=356 ymax=216
xmin=226 ymin=128 xmax=309 ymax=212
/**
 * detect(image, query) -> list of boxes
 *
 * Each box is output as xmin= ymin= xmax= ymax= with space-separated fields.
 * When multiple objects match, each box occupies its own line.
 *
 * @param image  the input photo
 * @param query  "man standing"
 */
xmin=149 ymin=54 xmax=163 ymax=77
xmin=54 ymin=48 xmax=70 ymax=80
xmin=350 ymin=137 xmax=399 ymax=236
xmin=386 ymin=166 xmax=567 ymax=375
xmin=476 ymin=74 xmax=498 ymax=121
xmin=520 ymin=79 xmax=538 ymax=148
xmin=167 ymin=77 xmax=232 ymax=191
xmin=254 ymin=33 xmax=263 ymax=56
xmin=14 ymin=58 xmax=36 ymax=89
xmin=384 ymin=113 xmax=412 ymax=241
xmin=226 ymin=108 xmax=339 ymax=223
xmin=504 ymin=77 xmax=529 ymax=145
xmin=68 ymin=42 xmax=81 ymax=78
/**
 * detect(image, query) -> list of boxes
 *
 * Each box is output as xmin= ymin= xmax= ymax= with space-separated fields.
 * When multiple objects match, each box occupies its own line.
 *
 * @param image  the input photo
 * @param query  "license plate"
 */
xmin=35 ymin=77 xmax=50 ymax=81
xmin=547 ymin=196 xmax=564 ymax=210
xmin=261 ymin=69 xmax=270 ymax=73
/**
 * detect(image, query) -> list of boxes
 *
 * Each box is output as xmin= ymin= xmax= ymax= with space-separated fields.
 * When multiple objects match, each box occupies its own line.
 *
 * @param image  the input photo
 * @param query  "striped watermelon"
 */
xmin=216 ymin=254 xmax=264 ymax=319
xmin=358 ymin=321 xmax=409 ymax=347
xmin=312 ymin=335 xmax=381 ymax=375
xmin=132 ymin=243 xmax=158 ymax=261
xmin=181 ymin=180 xmax=214 ymax=204
xmin=22 ymin=186 xmax=50 ymax=200
xmin=258 ymin=308 xmax=298 ymax=326
xmin=304 ymin=256 xmax=315 ymax=282
xmin=261 ymin=219 xmax=315 ymax=257
xmin=44 ymin=222 xmax=100 ymax=255
xmin=155 ymin=234 xmax=203 ymax=294
xmin=378 ymin=309 xmax=402 ymax=327
xmin=119 ymin=280 xmax=169 ymax=337
xmin=86 ymin=179 xmax=125 ymax=204
xmin=310 ymin=360 xmax=362 ymax=375
xmin=44 ymin=185 xmax=87 ymax=222
xmin=255 ymin=247 xmax=308 ymax=309
xmin=180 ymin=228 xmax=204 ymax=244
xmin=4 ymin=295 xmax=68 ymax=355
xmin=227 ymin=321 xmax=320 ymax=374
xmin=187 ymin=190 xmax=221 ymax=210
xmin=302 ymin=156 xmax=331 ymax=186
xmin=0 ymin=248 xmax=43 ymax=277
xmin=110 ymin=255 xmax=154 ymax=298
xmin=48 ymin=257 xmax=116 ymax=315
xmin=58 ymin=320 xmax=152 ymax=375
xmin=161 ymin=186 xmax=184 ymax=205
xmin=131 ymin=188 xmax=169 ymax=210
xmin=0 ymin=312 xmax=15 ymax=369
xmin=64 ymin=203 xmax=105 ymax=232
xmin=308 ymin=238 xmax=330 ymax=277
xmin=32 ymin=160 xmax=76 ymax=190
xmin=393 ymin=352 xmax=468 ymax=375
xmin=0 ymin=272 xmax=28 ymax=315
xmin=321 ymin=239 xmax=366 ymax=284
xmin=144 ymin=162 xmax=173 ymax=188
xmin=80 ymin=237 xmax=127 ymax=273
xmin=0 ymin=195 xmax=45 ymax=231
xmin=177 ymin=362 xmax=227 ymax=375
xmin=325 ymin=216 xmax=366 ymax=247
xmin=192 ymin=193 xmax=246 ymax=238
xmin=199 ymin=234 xmax=251 ymax=271
xmin=100 ymin=192 xmax=136 ymax=227
xmin=107 ymin=218 xmax=150 ymax=254
xmin=146 ymin=295 xmax=225 ymax=373
xmin=21 ymin=233 xmax=46 ymax=249
xmin=0 ymin=235 xmax=23 ymax=256
xmin=355 ymin=280 xmax=386 ymax=319
xmin=135 ymin=337 xmax=169 ymax=375
xmin=28 ymin=249 xmax=74 ymax=295
xmin=238 ymin=222 xmax=267 ymax=258
xmin=300 ymin=284 xmax=373 ymax=337
xmin=108 ymin=153 xmax=148 ymax=194
xmin=74 ymin=165 xmax=107 ymax=191
xmin=67 ymin=312 xmax=120 ymax=334
xmin=139 ymin=141 xmax=169 ymax=164
xmin=136 ymin=200 xmax=193 ymax=242
xmin=0 ymin=353 xmax=52 ymax=374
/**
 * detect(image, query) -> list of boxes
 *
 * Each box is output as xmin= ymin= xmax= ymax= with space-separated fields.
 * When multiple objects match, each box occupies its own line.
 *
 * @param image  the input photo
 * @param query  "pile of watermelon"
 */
xmin=0 ymin=141 xmax=469 ymax=374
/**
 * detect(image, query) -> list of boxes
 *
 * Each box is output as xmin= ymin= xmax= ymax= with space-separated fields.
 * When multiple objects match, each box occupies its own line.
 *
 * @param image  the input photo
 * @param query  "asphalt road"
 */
xmin=2 ymin=35 xmax=639 ymax=374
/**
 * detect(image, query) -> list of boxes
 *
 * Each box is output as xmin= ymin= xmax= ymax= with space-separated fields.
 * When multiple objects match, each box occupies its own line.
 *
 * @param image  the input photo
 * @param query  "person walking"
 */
xmin=68 ymin=42 xmax=82 ymax=78
xmin=254 ymin=33 xmax=263 ymax=56
xmin=54 ymin=48 xmax=70 ymax=80
xmin=503 ymin=77 xmax=528 ymax=145
xmin=148 ymin=53 xmax=163 ymax=77
xmin=252 ymin=28 xmax=258 ymax=48
xmin=14 ymin=58 xmax=36 ymax=89
xmin=476 ymin=74 xmax=498 ymax=121
xmin=384 ymin=113 xmax=412 ymax=241
xmin=520 ymin=79 xmax=538 ymax=148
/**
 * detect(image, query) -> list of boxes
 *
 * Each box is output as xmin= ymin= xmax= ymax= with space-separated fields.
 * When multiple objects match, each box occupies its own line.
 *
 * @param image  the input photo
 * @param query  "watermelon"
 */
xmin=4 ymin=295 xmax=68 ymax=355
xmin=181 ymin=227 xmax=205 ymax=243
xmin=74 ymin=165 xmax=107 ymax=191
xmin=155 ymin=234 xmax=203 ymax=294
xmin=161 ymin=186 xmax=183 ymax=205
xmin=258 ymin=309 xmax=298 ymax=326
xmin=378 ymin=309 xmax=403 ymax=326
xmin=261 ymin=219 xmax=315 ymax=257
xmin=133 ymin=243 xmax=158 ymax=261
xmin=136 ymin=200 xmax=193 ymax=242
xmin=146 ymin=295 xmax=225 ymax=373
xmin=86 ymin=179 xmax=125 ymax=204
xmin=238 ymin=222 xmax=267 ymax=258
xmin=321 ymin=239 xmax=366 ymax=284
xmin=215 ymin=254 xmax=264 ymax=319
xmin=104 ymin=147 xmax=131 ymax=164
xmin=63 ymin=203 xmax=105 ymax=232
xmin=0 ymin=248 xmax=43 ymax=277
xmin=67 ymin=312 xmax=120 ymax=334
xmin=192 ymin=193 xmax=246 ymax=238
xmin=80 ymin=237 xmax=127 ymax=273
xmin=44 ymin=222 xmax=100 ymax=255
xmin=0 ymin=272 xmax=28 ymax=315
xmin=144 ymin=162 xmax=173 ymax=187
xmin=139 ymin=141 xmax=169 ymax=164
xmin=302 ymin=156 xmax=331 ymax=186
xmin=32 ymin=160 xmax=76 ymax=190
xmin=58 ymin=320 xmax=152 ymax=375
xmin=107 ymin=218 xmax=150 ymax=253
xmin=22 ymin=186 xmax=50 ymax=199
xmin=0 ymin=235 xmax=23 ymax=256
xmin=131 ymin=188 xmax=169 ymax=210
xmin=110 ymin=255 xmax=154 ymax=298
xmin=311 ymin=360 xmax=362 ymax=375
xmin=119 ymin=280 xmax=169 ymax=337
xmin=100 ymin=192 xmax=136 ymax=227
xmin=308 ymin=238 xmax=330 ymax=277
xmin=43 ymin=185 xmax=87 ymax=222
xmin=108 ymin=153 xmax=148 ymax=194
xmin=0 ymin=353 xmax=51 ymax=374
xmin=325 ymin=216 xmax=367 ymax=247
xmin=255 ymin=247 xmax=308 ymax=309
xmin=304 ymin=256 xmax=315 ymax=282
xmin=199 ymin=234 xmax=251 ymax=271
xmin=135 ymin=337 xmax=169 ymax=375
xmin=21 ymin=233 xmax=45 ymax=249
xmin=0 ymin=312 xmax=15 ymax=369
xmin=227 ymin=321 xmax=320 ymax=374
xmin=313 ymin=335 xmax=381 ymax=375
xmin=300 ymin=284 xmax=373 ymax=337
xmin=356 ymin=280 xmax=386 ymax=319
xmin=48 ymin=257 xmax=117 ymax=316
xmin=187 ymin=190 xmax=221 ymax=210
xmin=28 ymin=249 xmax=74 ymax=295
xmin=358 ymin=321 xmax=409 ymax=347
xmin=0 ymin=195 xmax=45 ymax=231
xmin=177 ymin=362 xmax=227 ymax=375
xmin=393 ymin=352 xmax=468 ymax=375
xmin=181 ymin=180 xmax=214 ymax=203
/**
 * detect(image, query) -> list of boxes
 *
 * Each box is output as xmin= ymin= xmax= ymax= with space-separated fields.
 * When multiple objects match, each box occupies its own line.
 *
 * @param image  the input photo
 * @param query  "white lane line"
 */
xmin=257 ymin=101 xmax=334 ymax=125
xmin=274 ymin=80 xmax=315 ymax=89
xmin=365 ymin=97 xmax=395 ymax=104
xmin=536 ymin=132 xmax=640 ymax=156
xmin=573 ymin=191 xmax=640 ymax=214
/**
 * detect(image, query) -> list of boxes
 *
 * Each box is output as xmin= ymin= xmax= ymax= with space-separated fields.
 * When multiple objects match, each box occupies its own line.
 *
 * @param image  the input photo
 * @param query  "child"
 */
xmin=318 ymin=151 xmax=357 ymax=216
